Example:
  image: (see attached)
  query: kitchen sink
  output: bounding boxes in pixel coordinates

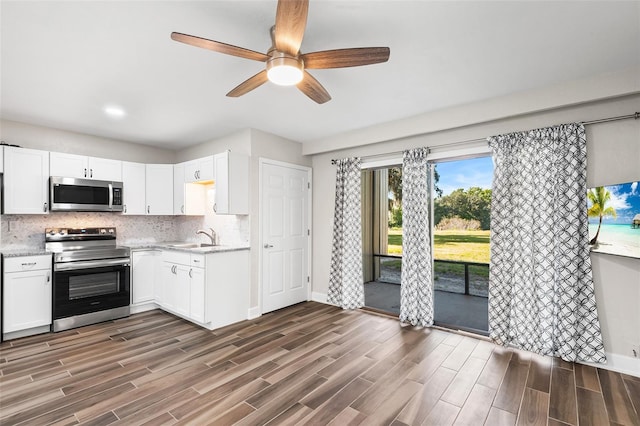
[167,242,215,248]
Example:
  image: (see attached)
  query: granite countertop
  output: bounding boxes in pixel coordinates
[1,243,249,258]
[1,248,50,258]
[126,243,250,254]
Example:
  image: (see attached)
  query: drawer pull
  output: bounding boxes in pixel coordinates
[21,262,37,266]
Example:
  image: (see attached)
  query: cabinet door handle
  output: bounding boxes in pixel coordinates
[90,168,93,178]
[213,203,217,213]
[46,273,50,283]
[43,202,48,212]
[264,244,274,249]
[181,205,184,214]
[189,268,193,278]
[147,205,150,214]
[194,170,197,180]
[21,262,37,266]
[123,204,127,213]
[84,168,87,177]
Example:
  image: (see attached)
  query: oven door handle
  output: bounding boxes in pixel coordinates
[54,258,130,271]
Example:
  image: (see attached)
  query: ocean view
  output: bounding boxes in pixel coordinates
[588,223,640,258]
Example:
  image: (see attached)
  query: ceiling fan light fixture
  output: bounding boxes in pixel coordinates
[266,54,303,86]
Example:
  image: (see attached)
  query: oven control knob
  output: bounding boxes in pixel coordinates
[100,229,107,234]
[108,228,114,234]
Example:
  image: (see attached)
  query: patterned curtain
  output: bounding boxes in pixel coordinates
[400,147,433,326]
[488,123,606,363]
[327,157,364,309]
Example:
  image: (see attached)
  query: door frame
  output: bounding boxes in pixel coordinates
[258,158,313,316]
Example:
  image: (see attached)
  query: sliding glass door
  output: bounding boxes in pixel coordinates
[361,155,492,335]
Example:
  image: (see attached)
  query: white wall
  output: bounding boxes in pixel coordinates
[310,94,640,372]
[0,119,175,163]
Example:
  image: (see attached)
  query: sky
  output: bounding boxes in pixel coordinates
[588,181,640,224]
[434,156,493,196]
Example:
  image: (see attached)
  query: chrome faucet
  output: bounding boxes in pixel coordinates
[196,228,217,245]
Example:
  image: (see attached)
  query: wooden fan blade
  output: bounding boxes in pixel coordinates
[274,0,309,56]
[227,70,269,97]
[171,32,269,62]
[297,71,331,104]
[301,47,390,69]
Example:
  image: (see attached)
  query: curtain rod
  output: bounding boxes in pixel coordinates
[330,111,639,164]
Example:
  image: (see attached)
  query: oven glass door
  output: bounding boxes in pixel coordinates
[54,263,130,319]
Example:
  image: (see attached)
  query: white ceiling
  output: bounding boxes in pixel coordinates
[1,1,639,150]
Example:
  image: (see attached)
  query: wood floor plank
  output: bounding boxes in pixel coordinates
[525,354,552,393]
[484,407,517,426]
[598,367,640,425]
[303,377,372,425]
[440,356,488,407]
[441,337,479,371]
[576,386,610,426]
[350,359,418,415]
[0,303,633,426]
[396,367,457,425]
[574,362,601,392]
[421,400,460,426]
[624,376,640,416]
[516,388,549,426]
[453,383,496,425]
[477,346,513,390]
[301,355,375,409]
[493,356,531,414]
[406,342,455,384]
[549,365,578,425]
[327,406,368,426]
[266,402,313,425]
[236,374,327,425]
[170,378,271,421]
[359,379,422,426]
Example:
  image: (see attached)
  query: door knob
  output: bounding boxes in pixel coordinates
[263,244,274,248]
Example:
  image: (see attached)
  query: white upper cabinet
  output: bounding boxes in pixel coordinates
[88,157,122,181]
[50,152,122,181]
[3,147,50,214]
[121,161,146,215]
[213,151,249,215]
[175,161,206,216]
[184,155,214,183]
[145,164,173,215]
[173,163,186,215]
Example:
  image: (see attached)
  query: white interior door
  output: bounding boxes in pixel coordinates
[261,162,310,314]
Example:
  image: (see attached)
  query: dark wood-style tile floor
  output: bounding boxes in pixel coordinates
[0,302,638,425]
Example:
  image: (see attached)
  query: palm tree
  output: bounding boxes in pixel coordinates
[587,186,617,245]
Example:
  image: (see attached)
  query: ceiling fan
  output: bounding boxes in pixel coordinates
[171,0,390,104]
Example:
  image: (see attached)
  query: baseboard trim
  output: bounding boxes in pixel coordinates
[311,291,330,305]
[130,303,159,315]
[247,306,261,320]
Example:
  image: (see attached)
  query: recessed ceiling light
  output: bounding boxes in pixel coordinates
[103,105,126,119]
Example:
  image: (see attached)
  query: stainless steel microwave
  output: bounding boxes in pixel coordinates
[50,176,123,212]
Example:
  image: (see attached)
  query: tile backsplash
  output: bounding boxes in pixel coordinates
[0,185,249,250]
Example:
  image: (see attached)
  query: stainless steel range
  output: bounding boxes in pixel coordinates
[46,227,130,332]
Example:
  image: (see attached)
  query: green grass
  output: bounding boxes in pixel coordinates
[386,229,490,264]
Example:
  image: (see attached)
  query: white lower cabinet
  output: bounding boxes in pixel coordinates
[3,255,52,338]
[155,249,248,330]
[131,250,161,312]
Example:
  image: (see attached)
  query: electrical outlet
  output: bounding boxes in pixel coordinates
[632,345,640,358]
